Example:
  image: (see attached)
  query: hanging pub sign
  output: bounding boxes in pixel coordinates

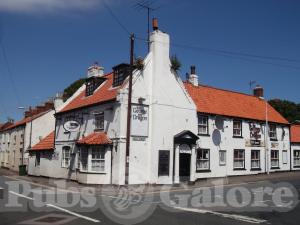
[131,104,149,137]
[249,123,262,140]
[63,120,81,132]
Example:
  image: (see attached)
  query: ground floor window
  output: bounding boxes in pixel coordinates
[35,152,40,167]
[219,150,226,166]
[62,146,71,168]
[158,150,170,176]
[78,146,106,173]
[294,150,300,167]
[251,150,260,169]
[271,150,279,168]
[91,147,105,172]
[196,149,210,170]
[233,149,245,169]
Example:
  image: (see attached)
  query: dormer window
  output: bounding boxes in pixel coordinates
[112,63,131,87]
[85,77,106,97]
[86,80,95,96]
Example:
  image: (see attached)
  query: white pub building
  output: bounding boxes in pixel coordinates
[27,21,291,185]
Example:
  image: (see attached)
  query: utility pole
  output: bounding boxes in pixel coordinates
[125,33,135,185]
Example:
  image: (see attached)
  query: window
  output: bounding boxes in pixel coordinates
[294,150,300,167]
[35,152,40,167]
[282,150,288,164]
[233,120,242,137]
[196,149,210,171]
[112,65,130,87]
[158,150,170,176]
[79,148,88,171]
[94,112,104,131]
[251,150,260,169]
[198,115,209,135]
[269,124,277,140]
[219,150,226,166]
[271,150,279,168]
[91,147,105,172]
[234,149,245,169]
[62,146,71,168]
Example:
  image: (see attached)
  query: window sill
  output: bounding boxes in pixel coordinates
[251,168,262,171]
[271,167,280,170]
[94,129,104,132]
[233,168,246,171]
[270,139,278,142]
[196,169,211,173]
[77,170,107,174]
[293,166,300,168]
[233,136,243,139]
[198,133,210,137]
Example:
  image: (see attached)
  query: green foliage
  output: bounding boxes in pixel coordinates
[171,55,181,71]
[134,57,144,70]
[63,78,86,101]
[268,99,300,123]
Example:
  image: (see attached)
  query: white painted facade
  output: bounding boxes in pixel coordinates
[291,143,300,171]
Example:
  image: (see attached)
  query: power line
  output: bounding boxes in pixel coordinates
[103,0,131,36]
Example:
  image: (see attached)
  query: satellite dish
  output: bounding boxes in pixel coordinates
[212,129,221,146]
[215,116,224,130]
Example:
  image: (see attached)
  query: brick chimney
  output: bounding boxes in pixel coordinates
[188,65,198,86]
[253,85,264,98]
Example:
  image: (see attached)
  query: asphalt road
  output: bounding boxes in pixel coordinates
[0,174,300,225]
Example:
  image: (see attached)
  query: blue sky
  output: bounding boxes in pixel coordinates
[0,0,299,122]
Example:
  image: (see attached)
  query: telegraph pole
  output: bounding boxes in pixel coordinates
[125,34,135,185]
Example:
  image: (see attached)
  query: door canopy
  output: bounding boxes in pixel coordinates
[174,130,199,145]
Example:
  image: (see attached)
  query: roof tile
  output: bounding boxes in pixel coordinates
[30,131,55,151]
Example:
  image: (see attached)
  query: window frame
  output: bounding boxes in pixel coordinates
[233,120,242,138]
[198,115,209,136]
[251,150,261,170]
[219,150,226,166]
[271,149,279,169]
[233,149,245,170]
[196,148,210,172]
[269,124,277,140]
[90,146,106,173]
[293,150,300,167]
[61,146,71,168]
[94,112,104,131]
[35,152,40,167]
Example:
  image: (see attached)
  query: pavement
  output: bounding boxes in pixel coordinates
[1,168,300,225]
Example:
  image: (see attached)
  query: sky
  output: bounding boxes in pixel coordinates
[0,0,299,122]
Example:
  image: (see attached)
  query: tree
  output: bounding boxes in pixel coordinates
[63,78,86,101]
[268,99,300,123]
[170,55,181,72]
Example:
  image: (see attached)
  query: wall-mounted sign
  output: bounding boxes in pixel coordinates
[245,139,265,147]
[63,120,80,132]
[131,104,149,137]
[249,123,261,140]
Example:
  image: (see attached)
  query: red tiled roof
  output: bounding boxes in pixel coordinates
[30,131,55,151]
[184,83,289,124]
[291,125,300,143]
[60,73,121,113]
[77,132,112,145]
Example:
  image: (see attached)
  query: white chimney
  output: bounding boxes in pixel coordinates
[189,65,198,86]
[87,63,104,78]
[54,93,64,109]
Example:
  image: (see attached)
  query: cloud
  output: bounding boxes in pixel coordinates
[0,0,104,13]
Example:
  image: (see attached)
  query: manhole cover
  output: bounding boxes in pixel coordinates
[19,213,77,225]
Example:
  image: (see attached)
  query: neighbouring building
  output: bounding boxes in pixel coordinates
[26,21,291,185]
[291,123,300,170]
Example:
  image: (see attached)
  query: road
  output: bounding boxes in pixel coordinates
[0,173,300,225]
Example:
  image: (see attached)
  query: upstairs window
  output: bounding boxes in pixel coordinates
[198,115,209,135]
[112,64,131,87]
[269,124,277,140]
[94,112,104,131]
[233,120,242,137]
[86,80,95,96]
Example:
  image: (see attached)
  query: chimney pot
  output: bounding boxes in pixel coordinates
[191,65,196,75]
[253,85,264,98]
[152,18,158,31]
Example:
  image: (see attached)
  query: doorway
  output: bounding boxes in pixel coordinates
[179,153,191,182]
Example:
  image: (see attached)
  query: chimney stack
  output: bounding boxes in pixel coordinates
[188,65,198,86]
[152,18,158,31]
[87,63,104,78]
[253,85,264,98]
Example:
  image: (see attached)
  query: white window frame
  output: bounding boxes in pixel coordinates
[196,149,210,171]
[94,112,104,131]
[233,120,242,137]
[91,146,106,172]
[251,150,260,169]
[294,150,300,167]
[219,150,226,166]
[271,150,279,168]
[269,124,277,140]
[62,146,71,168]
[198,115,209,135]
[233,149,245,169]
